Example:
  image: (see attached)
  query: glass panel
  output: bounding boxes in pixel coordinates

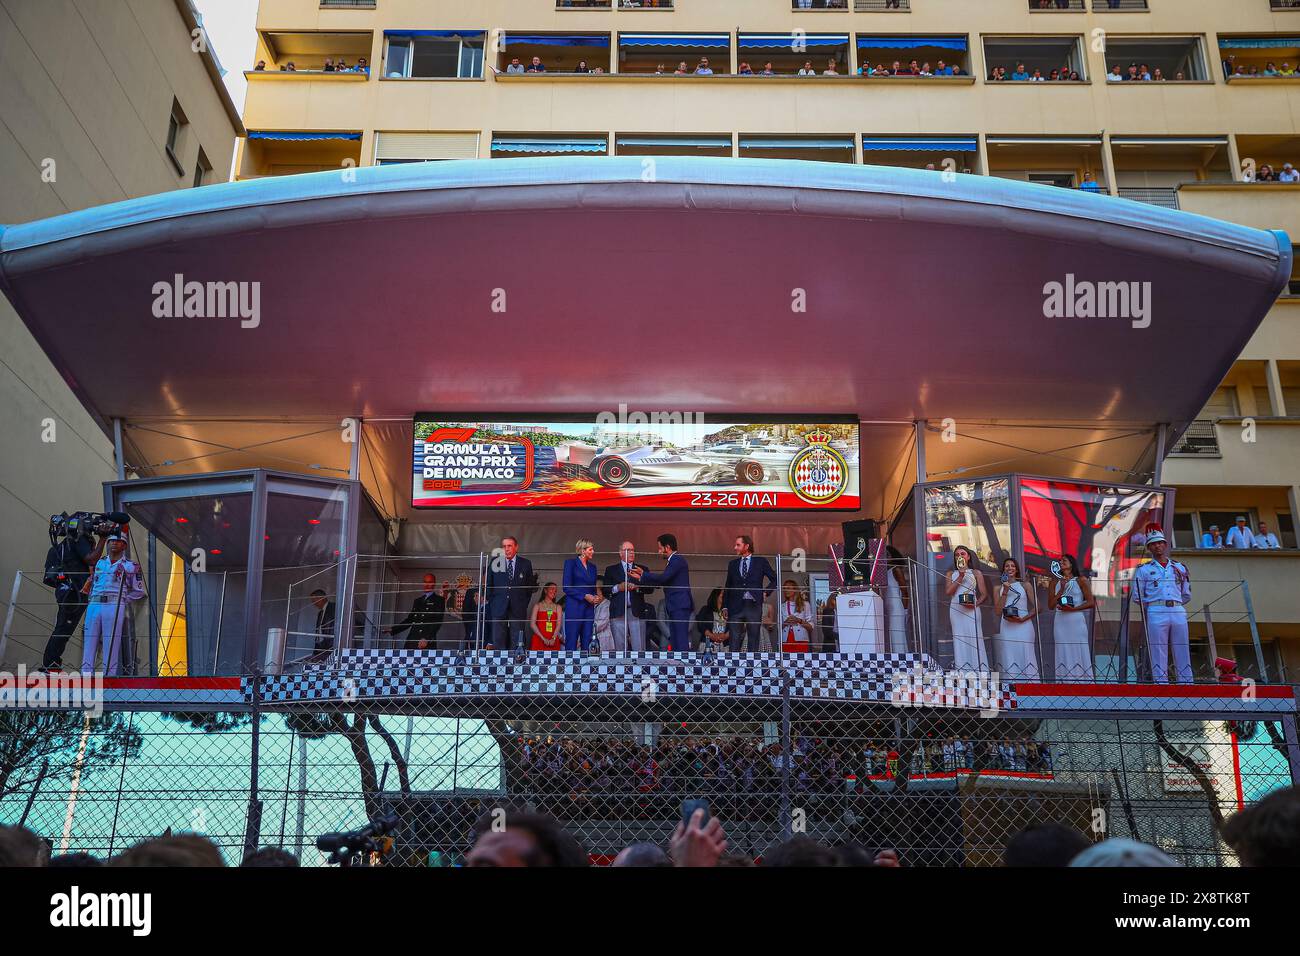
[412,39,463,78]
[384,38,410,78]
[922,478,1011,669]
[121,491,254,677]
[459,41,484,77]
[264,488,350,665]
[1019,478,1167,682]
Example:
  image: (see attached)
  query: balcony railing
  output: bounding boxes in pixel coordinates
[1094,0,1148,10]
[1117,187,1179,209]
[1169,419,1221,456]
[1270,1,1300,10]
[320,0,376,7]
[1029,0,1085,10]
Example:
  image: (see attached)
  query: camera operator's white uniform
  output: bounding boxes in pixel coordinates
[82,552,144,674]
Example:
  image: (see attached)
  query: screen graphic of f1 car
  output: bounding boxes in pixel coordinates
[553,442,776,489]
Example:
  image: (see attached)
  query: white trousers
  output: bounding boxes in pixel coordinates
[1146,605,1192,683]
[82,600,128,675]
[610,616,645,653]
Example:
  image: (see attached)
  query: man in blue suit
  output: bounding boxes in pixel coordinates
[603,540,654,652]
[486,535,535,652]
[724,535,776,652]
[631,533,693,653]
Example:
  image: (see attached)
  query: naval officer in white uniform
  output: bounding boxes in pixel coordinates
[1135,530,1192,683]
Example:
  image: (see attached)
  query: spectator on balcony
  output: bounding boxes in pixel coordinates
[506,57,525,74]
[336,58,349,72]
[824,59,840,76]
[1068,69,1081,80]
[1106,64,1124,82]
[1252,522,1281,549]
[1152,68,1167,81]
[894,60,915,76]
[739,61,754,75]
[1222,55,1236,79]
[357,57,368,74]
[1011,63,1030,81]
[695,57,714,75]
[1226,516,1256,549]
[255,60,266,71]
[1079,171,1102,193]
[760,62,775,75]
[918,62,934,77]
[1200,524,1225,549]
[1265,62,1281,77]
[1281,163,1300,183]
[283,62,296,72]
[323,58,335,73]
[799,61,817,76]
[1257,163,1277,182]
[574,60,590,74]
[951,63,966,76]
[1029,69,1046,82]
[935,59,953,76]
[674,61,689,75]
[526,56,546,73]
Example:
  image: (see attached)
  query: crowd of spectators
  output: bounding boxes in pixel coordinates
[1223,56,1299,80]
[4,784,1295,867]
[253,57,369,74]
[1198,517,1286,548]
[509,731,1054,801]
[989,62,1082,82]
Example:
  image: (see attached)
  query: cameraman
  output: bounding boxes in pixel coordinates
[41,519,108,671]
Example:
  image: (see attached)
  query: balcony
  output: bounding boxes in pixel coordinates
[557,0,675,9]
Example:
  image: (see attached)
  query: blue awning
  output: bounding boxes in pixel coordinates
[740,137,854,150]
[491,138,608,154]
[616,136,733,148]
[248,131,362,142]
[857,36,968,51]
[1218,37,1300,50]
[862,137,977,152]
[619,34,731,49]
[504,34,611,48]
[384,30,486,40]
[739,34,849,50]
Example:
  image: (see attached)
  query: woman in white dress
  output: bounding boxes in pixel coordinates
[944,546,988,670]
[1048,554,1095,681]
[993,557,1040,680]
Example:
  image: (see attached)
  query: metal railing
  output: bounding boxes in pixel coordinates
[2,550,1284,690]
[1117,187,1179,209]
[1169,420,1221,457]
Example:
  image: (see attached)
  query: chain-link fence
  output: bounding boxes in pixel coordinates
[2,661,1294,866]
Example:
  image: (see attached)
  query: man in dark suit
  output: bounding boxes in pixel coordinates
[603,540,655,653]
[631,533,693,653]
[486,535,535,652]
[310,589,335,655]
[724,535,777,652]
[386,573,447,650]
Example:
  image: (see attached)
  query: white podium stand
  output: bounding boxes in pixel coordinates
[835,590,885,653]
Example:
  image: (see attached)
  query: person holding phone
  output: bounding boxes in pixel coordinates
[945,545,988,670]
[1048,555,1094,680]
[992,557,1039,679]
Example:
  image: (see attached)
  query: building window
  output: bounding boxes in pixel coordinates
[983,36,1087,81]
[1278,513,1296,549]
[193,148,212,188]
[384,32,485,79]
[1103,36,1208,82]
[165,99,188,175]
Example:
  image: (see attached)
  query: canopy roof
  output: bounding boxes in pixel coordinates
[0,157,1288,525]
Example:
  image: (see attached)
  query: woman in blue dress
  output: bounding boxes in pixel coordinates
[562,539,600,651]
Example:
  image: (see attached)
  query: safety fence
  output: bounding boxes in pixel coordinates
[1,662,1294,867]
